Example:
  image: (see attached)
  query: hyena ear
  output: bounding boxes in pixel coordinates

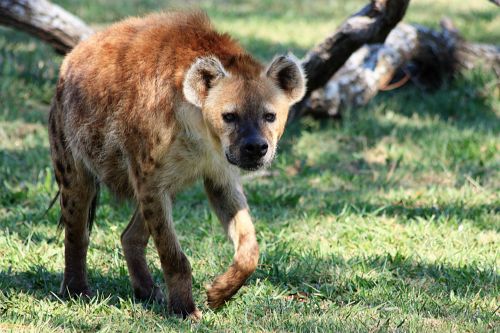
[183,56,228,108]
[266,54,306,105]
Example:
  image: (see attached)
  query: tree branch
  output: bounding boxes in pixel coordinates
[0,0,94,54]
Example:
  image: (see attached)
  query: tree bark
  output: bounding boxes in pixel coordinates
[303,20,500,118]
[288,0,411,120]
[305,23,418,118]
[0,0,94,54]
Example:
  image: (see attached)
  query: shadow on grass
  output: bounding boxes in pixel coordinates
[329,201,500,231]
[1,247,497,325]
[248,184,499,232]
[377,78,499,129]
[0,265,170,315]
[254,247,499,321]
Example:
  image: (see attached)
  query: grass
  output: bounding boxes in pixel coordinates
[0,0,499,331]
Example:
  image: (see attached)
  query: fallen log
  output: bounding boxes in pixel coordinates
[289,0,411,120]
[302,20,500,118]
[0,0,94,54]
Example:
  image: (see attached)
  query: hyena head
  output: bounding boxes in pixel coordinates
[183,54,306,171]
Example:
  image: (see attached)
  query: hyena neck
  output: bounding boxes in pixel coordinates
[174,101,231,177]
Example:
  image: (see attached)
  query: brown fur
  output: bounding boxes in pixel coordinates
[48,11,305,319]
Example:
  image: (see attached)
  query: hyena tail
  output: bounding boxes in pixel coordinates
[87,182,100,233]
[44,190,60,218]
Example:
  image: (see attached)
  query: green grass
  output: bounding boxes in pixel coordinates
[1,0,499,331]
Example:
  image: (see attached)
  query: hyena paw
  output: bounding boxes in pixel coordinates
[59,283,93,299]
[168,294,199,320]
[206,278,237,309]
[188,309,203,321]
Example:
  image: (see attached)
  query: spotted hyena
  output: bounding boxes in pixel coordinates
[48,11,306,318]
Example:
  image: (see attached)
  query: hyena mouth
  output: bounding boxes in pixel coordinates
[225,153,264,171]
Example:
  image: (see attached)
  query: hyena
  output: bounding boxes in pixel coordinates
[48,11,305,318]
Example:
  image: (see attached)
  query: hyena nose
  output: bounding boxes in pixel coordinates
[242,138,268,158]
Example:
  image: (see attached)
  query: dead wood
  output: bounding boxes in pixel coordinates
[0,0,94,54]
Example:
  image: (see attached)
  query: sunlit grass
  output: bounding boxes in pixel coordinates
[1,0,499,331]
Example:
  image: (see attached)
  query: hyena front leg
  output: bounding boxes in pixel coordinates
[137,190,200,319]
[203,177,259,309]
[121,209,165,303]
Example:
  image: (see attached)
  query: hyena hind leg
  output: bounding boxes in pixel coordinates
[56,160,99,298]
[121,209,165,303]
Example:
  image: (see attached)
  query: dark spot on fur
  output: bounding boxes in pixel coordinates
[143,195,155,204]
[159,253,167,263]
[142,209,154,220]
[170,131,177,144]
[205,178,225,200]
[155,222,164,236]
[66,163,72,173]
[52,141,61,154]
[58,131,65,149]
[49,117,57,136]
[88,135,103,158]
[67,231,75,244]
[146,223,153,235]
[133,165,140,177]
[156,134,161,144]
[93,137,103,151]
[114,148,122,158]
[56,160,65,174]
[61,194,68,207]
[69,208,75,215]
[62,176,70,188]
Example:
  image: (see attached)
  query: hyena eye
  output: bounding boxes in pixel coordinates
[222,113,237,123]
[264,113,276,123]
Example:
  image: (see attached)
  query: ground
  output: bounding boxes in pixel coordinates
[0,0,499,331]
